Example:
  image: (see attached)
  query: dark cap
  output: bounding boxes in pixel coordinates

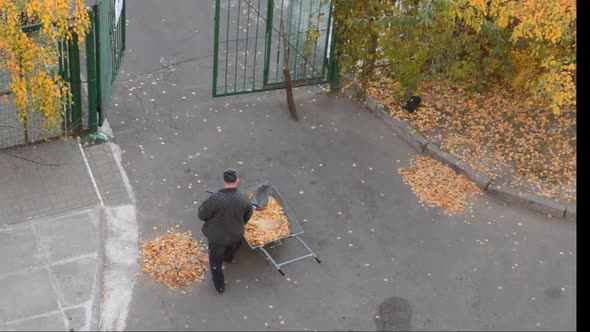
[223,168,239,183]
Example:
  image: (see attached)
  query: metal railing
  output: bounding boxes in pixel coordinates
[213,0,336,97]
[0,24,81,149]
[0,0,126,149]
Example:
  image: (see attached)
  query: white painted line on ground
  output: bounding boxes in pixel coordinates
[78,141,105,208]
[51,252,98,266]
[0,264,46,280]
[0,207,99,233]
[2,309,62,326]
[2,301,95,328]
[109,142,136,204]
[0,252,98,280]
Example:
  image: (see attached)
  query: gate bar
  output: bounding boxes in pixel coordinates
[86,9,99,132]
[212,0,220,97]
[263,0,274,86]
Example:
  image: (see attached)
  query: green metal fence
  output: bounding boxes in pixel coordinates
[0,0,126,149]
[0,24,82,149]
[87,0,126,129]
[213,0,335,97]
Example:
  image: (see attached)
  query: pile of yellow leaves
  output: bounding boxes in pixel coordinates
[140,231,208,288]
[245,195,291,247]
[366,70,576,204]
[398,155,483,215]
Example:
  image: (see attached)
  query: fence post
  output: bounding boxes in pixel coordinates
[68,32,83,133]
[57,40,68,138]
[329,51,340,91]
[328,13,340,91]
[85,8,99,133]
[263,0,275,86]
[94,0,105,127]
[212,0,220,97]
[121,0,126,51]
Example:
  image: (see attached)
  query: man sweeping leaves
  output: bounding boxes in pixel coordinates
[198,168,253,293]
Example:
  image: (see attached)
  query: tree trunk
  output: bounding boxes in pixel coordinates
[281,17,299,121]
[361,24,378,86]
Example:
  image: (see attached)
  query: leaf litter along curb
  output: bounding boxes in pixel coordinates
[140,230,209,288]
[365,71,576,204]
[398,155,483,215]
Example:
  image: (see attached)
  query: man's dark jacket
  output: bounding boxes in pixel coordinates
[198,188,254,245]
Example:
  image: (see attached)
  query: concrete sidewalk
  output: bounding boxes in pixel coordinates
[0,139,138,331]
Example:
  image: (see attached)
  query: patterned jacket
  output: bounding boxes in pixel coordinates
[198,188,254,245]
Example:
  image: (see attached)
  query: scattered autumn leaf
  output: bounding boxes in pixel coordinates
[398,155,483,215]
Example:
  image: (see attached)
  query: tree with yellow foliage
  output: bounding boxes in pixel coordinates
[333,0,576,115]
[0,0,89,136]
[458,0,576,115]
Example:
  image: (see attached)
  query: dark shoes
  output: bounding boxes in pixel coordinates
[209,278,224,294]
[223,256,235,263]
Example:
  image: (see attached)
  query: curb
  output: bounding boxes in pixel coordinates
[80,140,139,331]
[487,184,566,218]
[343,84,574,221]
[96,142,139,331]
[565,204,576,221]
[364,97,429,153]
[424,143,490,191]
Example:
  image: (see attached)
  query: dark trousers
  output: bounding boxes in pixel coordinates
[208,239,242,292]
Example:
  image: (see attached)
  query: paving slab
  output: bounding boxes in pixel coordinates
[52,256,98,307]
[0,269,59,322]
[33,210,100,262]
[64,306,87,331]
[0,140,99,225]
[84,143,132,206]
[0,135,132,331]
[0,227,44,275]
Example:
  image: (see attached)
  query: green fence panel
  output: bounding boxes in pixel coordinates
[0,0,127,148]
[86,9,99,133]
[213,0,334,97]
[94,0,126,127]
[68,33,83,133]
[0,23,80,149]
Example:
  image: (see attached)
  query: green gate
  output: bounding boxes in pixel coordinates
[213,0,335,97]
[86,0,126,129]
